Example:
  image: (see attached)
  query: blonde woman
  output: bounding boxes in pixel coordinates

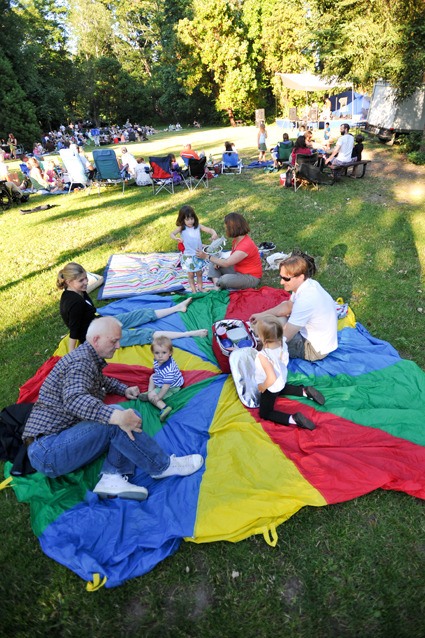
[57,262,208,352]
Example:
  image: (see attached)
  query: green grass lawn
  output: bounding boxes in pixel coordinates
[1,126,425,638]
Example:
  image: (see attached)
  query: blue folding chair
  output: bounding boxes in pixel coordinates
[19,163,30,177]
[92,149,126,194]
[220,151,243,174]
[59,149,91,193]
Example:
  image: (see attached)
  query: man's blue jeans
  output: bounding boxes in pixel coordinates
[28,421,170,479]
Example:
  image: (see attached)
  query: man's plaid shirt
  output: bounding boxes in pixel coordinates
[22,341,128,439]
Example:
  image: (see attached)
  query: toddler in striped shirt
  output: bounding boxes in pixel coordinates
[139,336,184,422]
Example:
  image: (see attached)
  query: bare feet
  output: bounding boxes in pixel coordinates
[176,298,193,313]
[189,329,208,338]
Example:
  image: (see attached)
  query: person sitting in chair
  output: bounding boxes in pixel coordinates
[290,136,312,166]
[271,133,293,168]
[181,144,200,162]
[0,151,26,201]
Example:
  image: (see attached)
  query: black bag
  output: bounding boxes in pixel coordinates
[285,168,292,188]
[298,163,333,185]
[0,403,36,476]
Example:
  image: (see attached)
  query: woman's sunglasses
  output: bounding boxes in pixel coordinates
[279,274,295,282]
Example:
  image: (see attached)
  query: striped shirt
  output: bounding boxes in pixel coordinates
[22,341,128,439]
[152,357,184,388]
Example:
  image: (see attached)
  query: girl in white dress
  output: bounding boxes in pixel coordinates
[255,316,325,430]
[134,157,152,186]
[170,205,218,293]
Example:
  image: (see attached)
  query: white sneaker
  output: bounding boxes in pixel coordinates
[151,454,204,479]
[93,473,148,501]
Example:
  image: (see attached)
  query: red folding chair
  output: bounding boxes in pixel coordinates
[149,155,175,195]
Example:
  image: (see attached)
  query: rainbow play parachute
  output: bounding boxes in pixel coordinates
[4,288,425,589]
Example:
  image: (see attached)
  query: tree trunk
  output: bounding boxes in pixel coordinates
[420,122,425,153]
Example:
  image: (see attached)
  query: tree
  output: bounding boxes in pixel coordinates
[0,53,40,146]
[177,0,261,121]
[311,0,425,148]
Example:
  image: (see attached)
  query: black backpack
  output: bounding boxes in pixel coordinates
[0,403,36,476]
[285,168,292,188]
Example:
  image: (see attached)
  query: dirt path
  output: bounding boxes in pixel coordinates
[364,144,425,205]
[366,144,424,180]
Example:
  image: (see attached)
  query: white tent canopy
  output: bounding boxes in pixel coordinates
[276,72,351,92]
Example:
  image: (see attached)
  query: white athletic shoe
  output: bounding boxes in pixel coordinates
[151,454,204,479]
[93,473,148,501]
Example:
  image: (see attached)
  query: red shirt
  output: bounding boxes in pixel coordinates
[291,146,311,166]
[181,149,200,161]
[232,235,262,278]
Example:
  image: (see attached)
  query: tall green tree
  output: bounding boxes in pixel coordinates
[177,0,261,121]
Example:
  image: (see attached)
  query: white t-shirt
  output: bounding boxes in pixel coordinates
[181,226,202,256]
[289,278,338,356]
[122,152,138,175]
[0,162,9,180]
[335,134,354,163]
[254,340,289,393]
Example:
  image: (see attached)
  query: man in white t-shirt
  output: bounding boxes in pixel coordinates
[120,147,138,177]
[325,123,354,167]
[250,253,338,361]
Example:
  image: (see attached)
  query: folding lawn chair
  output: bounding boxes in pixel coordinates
[276,143,293,168]
[19,163,30,178]
[0,180,13,210]
[292,154,333,191]
[60,148,91,194]
[92,149,126,194]
[220,151,243,174]
[188,157,208,190]
[149,155,175,195]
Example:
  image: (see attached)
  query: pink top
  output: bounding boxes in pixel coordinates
[291,147,311,166]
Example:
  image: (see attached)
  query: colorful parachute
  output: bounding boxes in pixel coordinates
[5,288,425,589]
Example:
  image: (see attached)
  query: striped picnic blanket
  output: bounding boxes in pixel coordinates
[99,252,215,299]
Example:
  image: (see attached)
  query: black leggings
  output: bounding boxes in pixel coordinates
[259,384,304,425]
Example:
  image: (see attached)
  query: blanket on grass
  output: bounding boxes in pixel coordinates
[99,252,216,299]
[5,288,425,589]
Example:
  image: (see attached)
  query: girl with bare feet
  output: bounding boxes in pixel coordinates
[57,262,208,352]
[171,205,218,293]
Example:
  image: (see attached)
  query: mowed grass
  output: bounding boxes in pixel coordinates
[1,126,425,638]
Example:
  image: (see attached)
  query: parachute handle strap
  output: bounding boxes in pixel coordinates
[86,573,107,592]
[262,524,278,547]
[0,476,13,491]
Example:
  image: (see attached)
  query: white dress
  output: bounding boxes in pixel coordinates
[181,226,206,273]
[134,163,152,186]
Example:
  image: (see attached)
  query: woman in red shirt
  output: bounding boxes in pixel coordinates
[197,212,262,290]
[291,136,312,166]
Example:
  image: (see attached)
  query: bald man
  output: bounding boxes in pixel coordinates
[22,316,203,500]
[180,144,200,161]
